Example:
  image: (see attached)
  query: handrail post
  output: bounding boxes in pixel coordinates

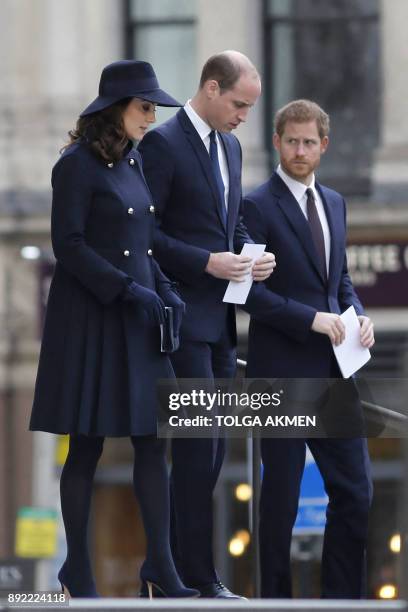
[399,438,408,599]
[252,435,261,598]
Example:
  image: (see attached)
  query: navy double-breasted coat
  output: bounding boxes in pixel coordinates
[30,141,174,437]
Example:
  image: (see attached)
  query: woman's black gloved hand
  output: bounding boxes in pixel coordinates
[123,280,166,326]
[156,283,186,337]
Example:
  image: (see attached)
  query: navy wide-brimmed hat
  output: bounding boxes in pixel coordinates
[80,60,182,117]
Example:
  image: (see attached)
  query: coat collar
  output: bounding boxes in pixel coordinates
[183,99,212,140]
[123,139,135,158]
[276,164,317,203]
[79,138,138,168]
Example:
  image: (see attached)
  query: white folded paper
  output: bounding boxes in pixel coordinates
[223,243,266,305]
[333,305,371,378]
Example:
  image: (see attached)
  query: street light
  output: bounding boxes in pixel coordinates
[389,533,401,554]
[235,483,252,502]
[377,584,397,599]
[20,246,41,260]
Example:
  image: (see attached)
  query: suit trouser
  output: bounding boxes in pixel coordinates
[169,326,236,585]
[260,436,373,598]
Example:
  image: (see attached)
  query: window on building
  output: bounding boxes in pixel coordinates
[263,0,380,196]
[125,0,197,124]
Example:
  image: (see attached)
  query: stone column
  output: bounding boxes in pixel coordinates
[0,0,124,196]
[196,0,268,190]
[371,0,408,204]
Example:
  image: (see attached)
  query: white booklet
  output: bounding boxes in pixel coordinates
[333,305,371,378]
[223,243,266,305]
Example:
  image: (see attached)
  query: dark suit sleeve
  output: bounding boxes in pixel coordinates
[51,153,127,304]
[138,131,211,283]
[243,197,317,343]
[337,199,365,315]
[233,195,254,252]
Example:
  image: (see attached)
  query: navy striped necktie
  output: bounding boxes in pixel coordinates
[306,188,327,281]
[209,130,227,227]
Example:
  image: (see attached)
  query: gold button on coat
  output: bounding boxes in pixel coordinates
[147,249,153,256]
[128,208,134,215]
[123,250,130,257]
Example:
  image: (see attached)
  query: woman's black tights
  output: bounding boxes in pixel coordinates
[130,436,183,590]
[60,434,182,593]
[59,435,104,594]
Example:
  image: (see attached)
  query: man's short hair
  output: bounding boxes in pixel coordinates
[199,53,242,92]
[274,99,330,139]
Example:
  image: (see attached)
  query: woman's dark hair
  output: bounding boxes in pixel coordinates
[63,98,132,162]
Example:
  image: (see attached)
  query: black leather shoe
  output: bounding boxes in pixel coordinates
[195,581,247,599]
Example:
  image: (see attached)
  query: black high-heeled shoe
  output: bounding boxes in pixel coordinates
[57,563,99,598]
[140,563,199,599]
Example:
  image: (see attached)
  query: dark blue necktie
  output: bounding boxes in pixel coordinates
[306,188,327,281]
[209,130,227,227]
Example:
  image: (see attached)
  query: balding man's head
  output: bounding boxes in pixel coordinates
[199,50,260,92]
[192,50,261,133]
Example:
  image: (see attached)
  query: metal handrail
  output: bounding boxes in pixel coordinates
[235,357,408,598]
[236,358,408,425]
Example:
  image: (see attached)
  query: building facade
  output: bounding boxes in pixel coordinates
[0,0,407,597]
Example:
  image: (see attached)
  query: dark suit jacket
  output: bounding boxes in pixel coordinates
[244,172,364,378]
[138,108,252,342]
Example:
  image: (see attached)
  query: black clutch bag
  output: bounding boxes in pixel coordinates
[160,306,180,353]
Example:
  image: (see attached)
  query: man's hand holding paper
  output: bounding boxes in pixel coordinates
[252,251,276,281]
[311,307,374,377]
[205,251,252,281]
[223,243,274,304]
[358,315,375,349]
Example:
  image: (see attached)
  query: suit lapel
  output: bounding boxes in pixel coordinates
[219,132,238,238]
[271,173,327,285]
[177,109,227,231]
[317,183,341,284]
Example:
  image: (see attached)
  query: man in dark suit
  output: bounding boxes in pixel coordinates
[138,51,275,598]
[244,99,375,598]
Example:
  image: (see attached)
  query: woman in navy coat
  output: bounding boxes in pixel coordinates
[29,60,198,600]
